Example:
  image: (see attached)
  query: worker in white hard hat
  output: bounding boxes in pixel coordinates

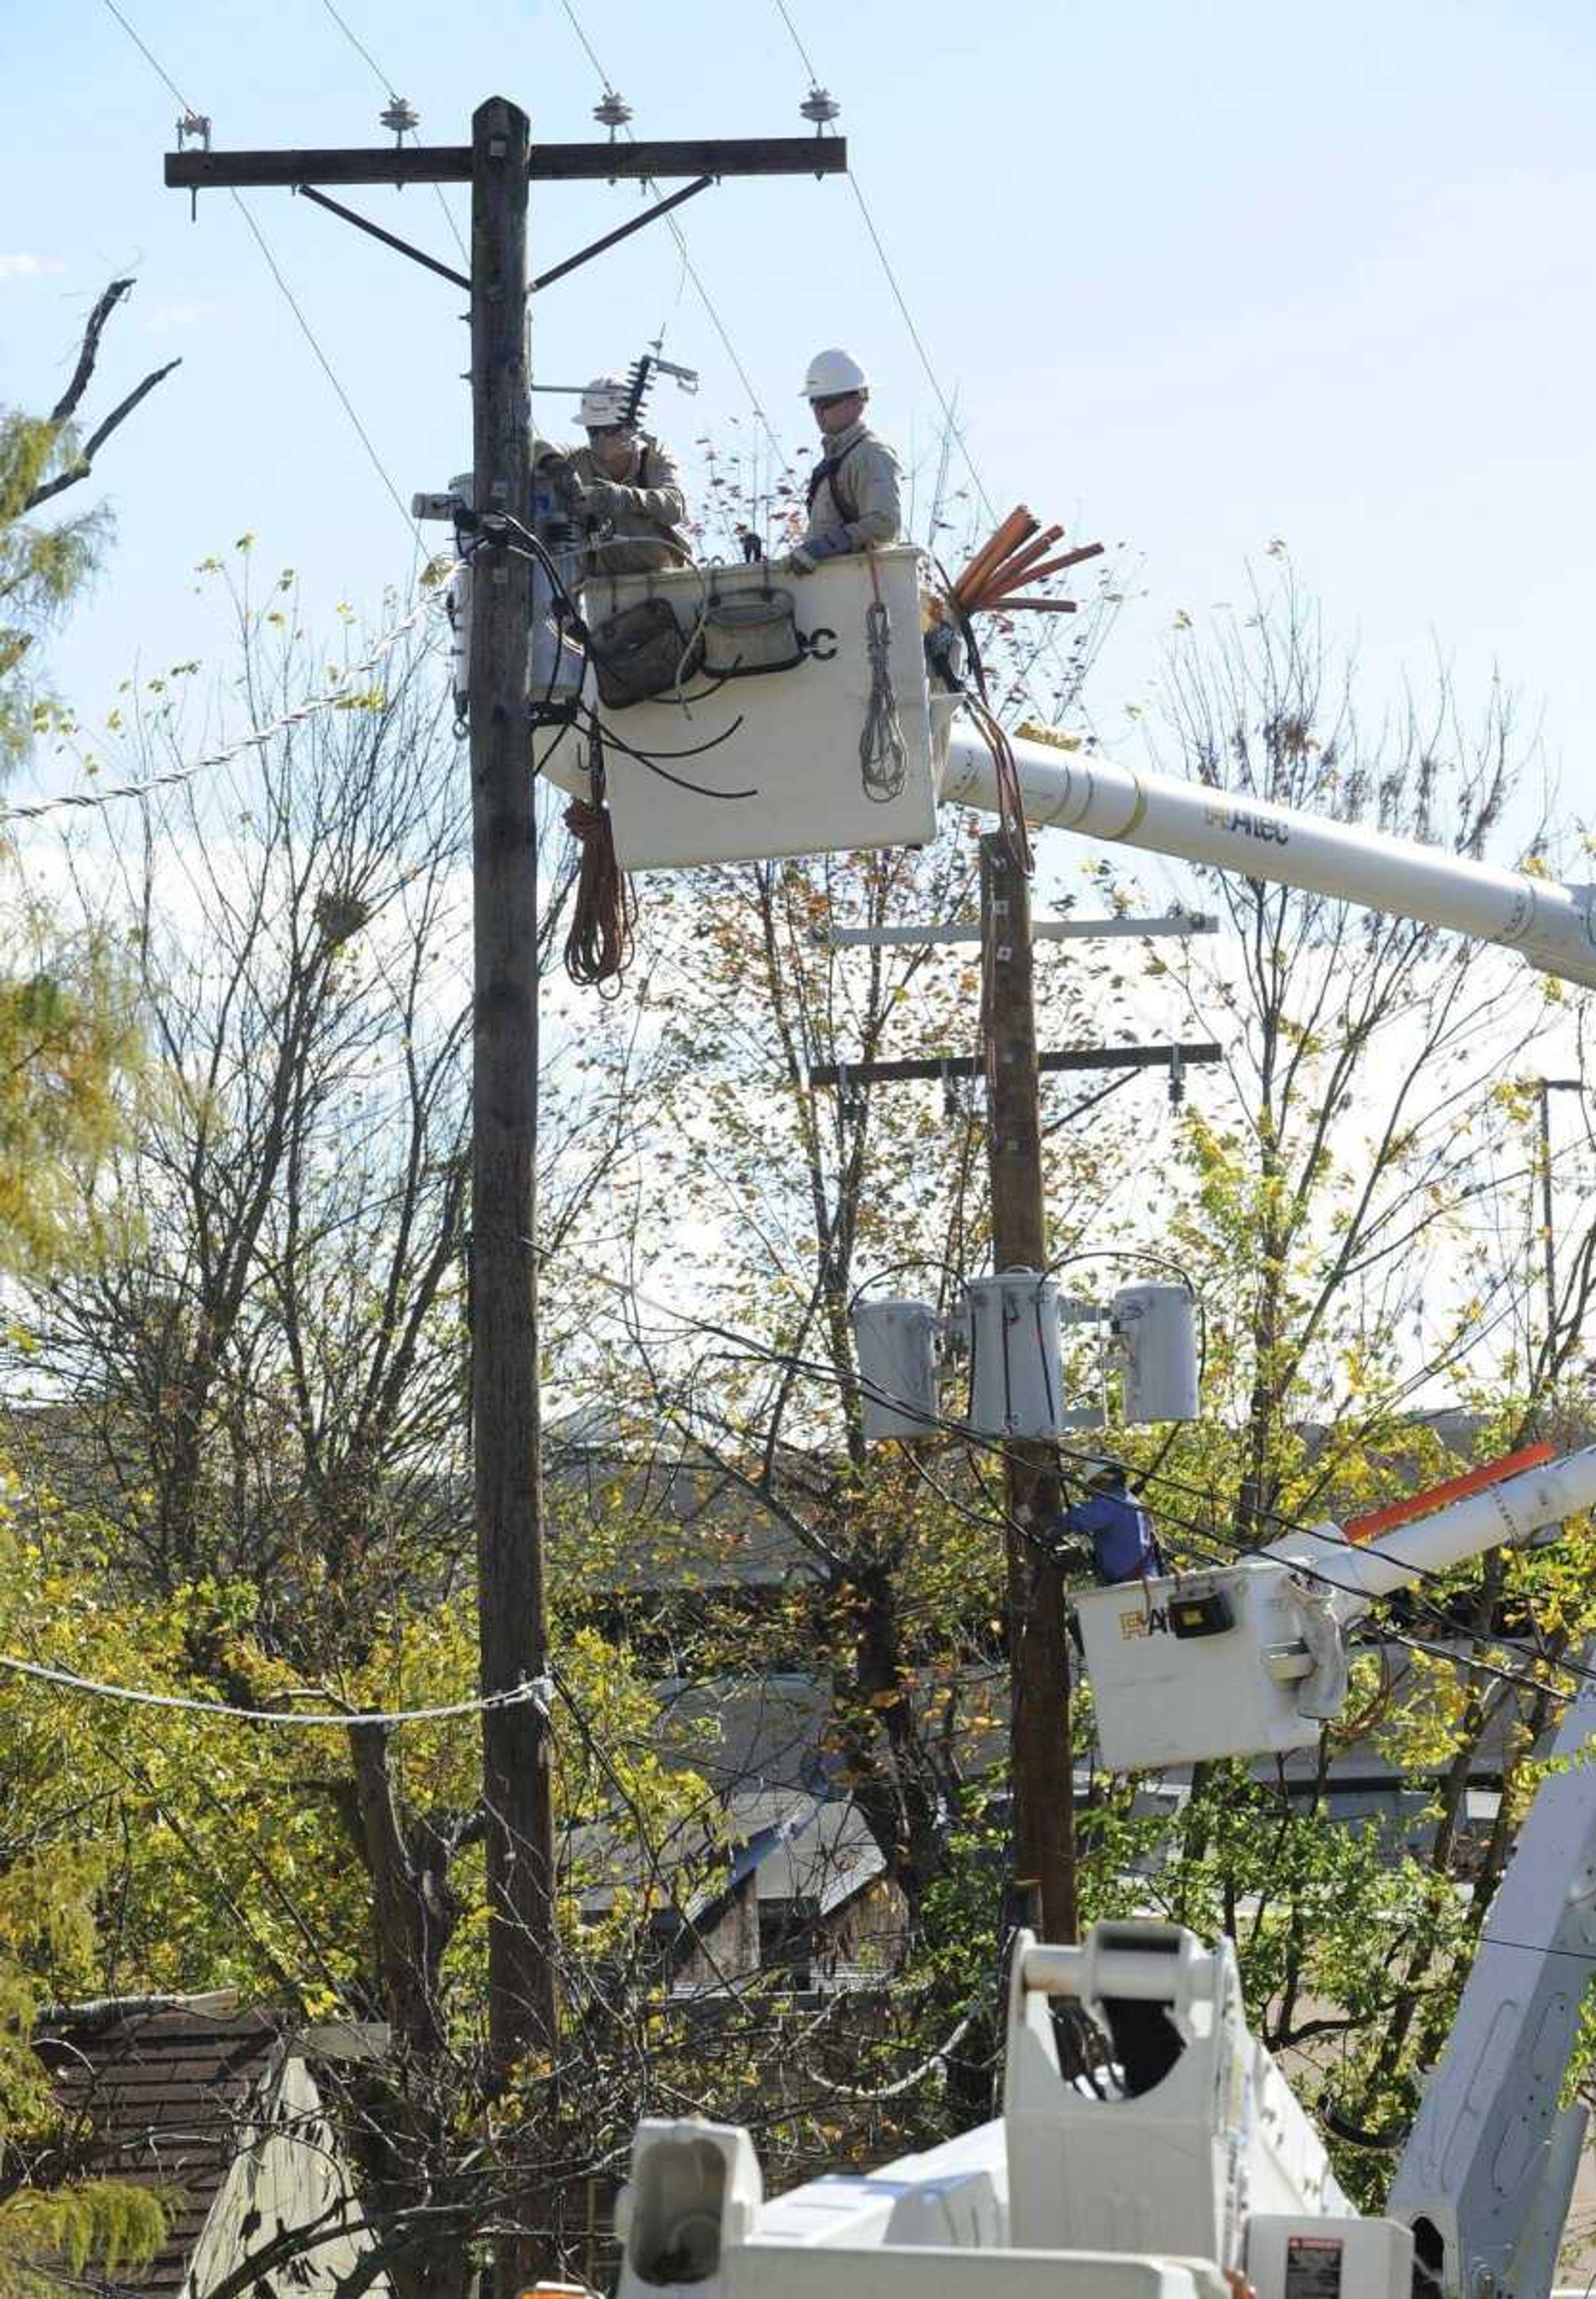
[532,377,692,579]
[777,348,903,575]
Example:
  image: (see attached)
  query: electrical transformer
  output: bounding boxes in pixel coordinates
[851,1298,943,1442]
[1113,1282,1199,1423]
[966,1270,1064,1440]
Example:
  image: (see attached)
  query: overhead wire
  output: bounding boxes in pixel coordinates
[763,0,1089,719]
[95,0,423,552]
[0,1648,550,1729]
[543,1241,1596,1711]
[2,569,456,825]
[550,0,801,522]
[314,0,472,270]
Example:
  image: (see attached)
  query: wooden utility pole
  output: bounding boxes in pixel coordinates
[466,96,556,2075]
[980,832,1076,1942]
[166,102,846,2108]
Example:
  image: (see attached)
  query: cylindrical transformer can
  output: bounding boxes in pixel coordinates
[851,1299,943,1442]
[965,1270,1064,1439]
[1114,1282,1199,1422]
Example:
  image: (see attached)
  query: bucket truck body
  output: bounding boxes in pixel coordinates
[612,1921,1410,2299]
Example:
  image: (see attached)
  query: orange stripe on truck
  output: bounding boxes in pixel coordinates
[1344,1442,1557,1544]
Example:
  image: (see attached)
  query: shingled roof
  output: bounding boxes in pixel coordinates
[37,2001,286,2293]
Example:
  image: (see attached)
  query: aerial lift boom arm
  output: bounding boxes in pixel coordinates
[1388,1659,1596,2299]
[940,724,1596,993]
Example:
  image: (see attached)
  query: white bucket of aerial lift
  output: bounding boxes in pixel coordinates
[1074,1561,1336,1772]
[536,546,938,871]
[850,1297,944,1441]
[965,1270,1065,1440]
[1079,1442,1596,1775]
[1112,1282,1199,1423]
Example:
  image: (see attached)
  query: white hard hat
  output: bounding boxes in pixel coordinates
[801,347,869,399]
[579,376,634,429]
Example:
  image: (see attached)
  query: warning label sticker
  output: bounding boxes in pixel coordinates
[1285,2234,1344,2297]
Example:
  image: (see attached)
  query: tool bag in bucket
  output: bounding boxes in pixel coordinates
[700,583,803,679]
[589,596,699,709]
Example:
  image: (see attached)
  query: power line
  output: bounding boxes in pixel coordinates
[228,194,422,543]
[314,0,471,269]
[770,0,823,86]
[317,0,392,94]
[550,0,798,498]
[0,1647,550,1729]
[2,570,453,825]
[763,0,1091,717]
[549,1244,1596,1709]
[95,0,422,550]
[99,0,190,108]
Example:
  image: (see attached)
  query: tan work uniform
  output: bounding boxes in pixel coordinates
[800,418,903,559]
[537,433,691,579]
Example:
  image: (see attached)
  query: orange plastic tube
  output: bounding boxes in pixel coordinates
[954,507,1036,608]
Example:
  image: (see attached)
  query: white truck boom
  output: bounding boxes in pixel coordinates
[940,725,1596,994]
[1388,1659,1596,2299]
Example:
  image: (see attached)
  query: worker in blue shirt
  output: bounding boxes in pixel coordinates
[1049,1459,1163,1584]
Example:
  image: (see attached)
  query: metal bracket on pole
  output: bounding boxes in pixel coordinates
[530,175,714,292]
[809,1042,1222,1089]
[295,182,472,289]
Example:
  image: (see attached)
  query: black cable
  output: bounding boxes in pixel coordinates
[574,706,754,798]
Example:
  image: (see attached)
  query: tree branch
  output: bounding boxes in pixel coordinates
[47,279,133,428]
[26,360,182,514]
[22,276,181,514]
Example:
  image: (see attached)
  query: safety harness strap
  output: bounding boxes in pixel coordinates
[806,433,863,525]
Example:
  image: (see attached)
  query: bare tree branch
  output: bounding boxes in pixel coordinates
[22,276,182,513]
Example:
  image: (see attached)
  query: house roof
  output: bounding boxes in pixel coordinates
[37,2004,286,2292]
[573,1783,885,1925]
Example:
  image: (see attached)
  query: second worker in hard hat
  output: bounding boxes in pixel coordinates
[535,377,692,580]
[779,348,903,574]
[1045,1459,1164,1586]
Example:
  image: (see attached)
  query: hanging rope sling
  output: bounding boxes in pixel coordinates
[859,553,908,803]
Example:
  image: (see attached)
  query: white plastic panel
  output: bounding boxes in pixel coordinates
[1244,2215,1410,2299]
[558,546,938,871]
[726,2250,1223,2299]
[1075,1563,1320,1771]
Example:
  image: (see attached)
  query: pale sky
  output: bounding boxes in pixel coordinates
[5,0,1596,825]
